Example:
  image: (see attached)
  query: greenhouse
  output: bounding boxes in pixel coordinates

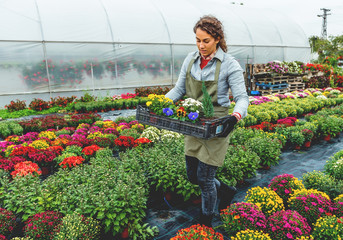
[0,0,310,107]
[3,1,343,240]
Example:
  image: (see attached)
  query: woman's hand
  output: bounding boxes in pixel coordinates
[217,115,238,137]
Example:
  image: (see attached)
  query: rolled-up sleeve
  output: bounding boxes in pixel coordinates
[227,61,249,119]
[165,55,190,102]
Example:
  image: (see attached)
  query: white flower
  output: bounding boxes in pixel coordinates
[316,95,327,99]
[330,90,340,95]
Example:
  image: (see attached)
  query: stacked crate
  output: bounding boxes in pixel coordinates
[254,74,289,95]
[287,74,306,91]
[246,63,308,95]
[251,64,289,95]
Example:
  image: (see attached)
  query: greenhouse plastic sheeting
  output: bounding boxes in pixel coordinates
[0,0,310,107]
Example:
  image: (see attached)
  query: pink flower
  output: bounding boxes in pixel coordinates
[286,233,293,239]
[285,189,290,194]
[284,222,291,228]
[311,202,317,206]
[295,227,302,235]
[318,208,324,213]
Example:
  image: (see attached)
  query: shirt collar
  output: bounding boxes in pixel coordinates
[194,47,224,62]
[201,50,217,60]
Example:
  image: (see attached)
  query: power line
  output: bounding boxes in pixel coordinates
[317,8,331,39]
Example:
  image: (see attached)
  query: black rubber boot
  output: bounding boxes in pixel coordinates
[218,181,237,212]
[198,212,214,228]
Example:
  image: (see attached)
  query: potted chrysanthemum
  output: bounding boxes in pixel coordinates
[268,173,304,207]
[220,202,267,236]
[266,210,311,240]
[312,215,343,239]
[231,229,272,240]
[244,186,285,217]
[170,224,224,240]
[288,189,333,226]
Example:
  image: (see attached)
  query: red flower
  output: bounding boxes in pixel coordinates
[59,156,85,169]
[82,145,101,156]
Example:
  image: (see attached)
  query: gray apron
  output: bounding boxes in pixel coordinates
[184,58,229,167]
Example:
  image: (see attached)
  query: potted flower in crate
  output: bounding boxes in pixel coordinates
[173,98,203,123]
[146,94,174,116]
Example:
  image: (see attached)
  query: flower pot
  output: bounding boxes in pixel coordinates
[121,227,129,239]
[304,141,311,148]
[164,192,172,201]
[295,145,301,150]
[41,166,50,176]
[261,164,271,170]
[323,135,331,141]
[192,197,202,205]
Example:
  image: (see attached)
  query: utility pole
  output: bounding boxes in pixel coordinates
[317,8,331,39]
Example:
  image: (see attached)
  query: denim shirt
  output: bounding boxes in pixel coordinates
[166,47,249,118]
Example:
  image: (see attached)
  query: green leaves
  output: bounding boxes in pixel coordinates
[201,81,214,118]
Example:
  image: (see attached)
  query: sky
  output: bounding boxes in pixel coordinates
[236,0,343,38]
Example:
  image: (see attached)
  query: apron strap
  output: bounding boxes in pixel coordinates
[214,60,222,83]
[186,59,195,78]
[186,57,222,83]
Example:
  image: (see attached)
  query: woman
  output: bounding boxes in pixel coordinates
[165,15,249,227]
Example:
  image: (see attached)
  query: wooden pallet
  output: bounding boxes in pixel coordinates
[272,75,289,80]
[256,79,288,85]
[289,82,305,91]
[289,82,305,87]
[256,83,288,90]
[288,77,304,83]
[253,64,267,73]
[253,72,271,78]
[259,88,289,95]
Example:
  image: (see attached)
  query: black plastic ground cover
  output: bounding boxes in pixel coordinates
[146,135,343,240]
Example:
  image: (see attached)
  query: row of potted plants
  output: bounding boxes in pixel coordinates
[0,95,342,239]
[249,87,343,106]
[0,86,171,120]
[0,117,166,238]
[240,93,343,128]
[243,103,343,150]
[172,170,343,239]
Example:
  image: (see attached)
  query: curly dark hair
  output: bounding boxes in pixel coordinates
[193,15,228,52]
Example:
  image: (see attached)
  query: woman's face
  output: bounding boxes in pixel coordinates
[195,28,219,57]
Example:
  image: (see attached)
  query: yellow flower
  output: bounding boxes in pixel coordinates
[146,101,152,107]
[29,139,50,149]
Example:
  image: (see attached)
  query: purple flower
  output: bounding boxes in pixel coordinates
[188,112,199,121]
[163,108,174,116]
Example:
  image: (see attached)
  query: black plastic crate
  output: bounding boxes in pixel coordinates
[136,105,229,139]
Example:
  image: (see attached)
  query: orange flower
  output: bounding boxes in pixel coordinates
[234,215,240,219]
[59,156,85,169]
[11,161,41,177]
